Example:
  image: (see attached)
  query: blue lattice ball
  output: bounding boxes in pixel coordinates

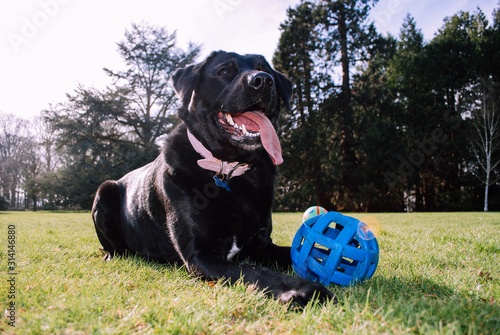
[291,212,379,287]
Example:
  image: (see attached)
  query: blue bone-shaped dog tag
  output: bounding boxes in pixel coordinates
[213,175,231,192]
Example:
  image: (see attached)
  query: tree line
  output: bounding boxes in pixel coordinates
[273,0,500,212]
[0,0,499,212]
[0,23,199,210]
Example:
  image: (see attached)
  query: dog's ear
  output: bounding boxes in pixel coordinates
[171,51,219,105]
[273,70,293,111]
[171,64,201,105]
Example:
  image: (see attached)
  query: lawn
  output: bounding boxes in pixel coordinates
[1,211,499,334]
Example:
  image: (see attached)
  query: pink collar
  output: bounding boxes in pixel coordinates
[187,129,251,179]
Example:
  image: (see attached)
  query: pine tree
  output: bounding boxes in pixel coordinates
[315,0,379,210]
[274,0,379,211]
[274,2,330,210]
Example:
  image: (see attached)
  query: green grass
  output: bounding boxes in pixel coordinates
[1,211,499,334]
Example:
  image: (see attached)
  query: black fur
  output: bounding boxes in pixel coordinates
[92,51,334,306]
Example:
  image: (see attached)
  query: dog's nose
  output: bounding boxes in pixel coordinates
[248,72,274,90]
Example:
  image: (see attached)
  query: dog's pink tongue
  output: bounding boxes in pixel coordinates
[244,111,283,165]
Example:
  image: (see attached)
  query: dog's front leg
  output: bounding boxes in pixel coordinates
[187,253,334,307]
[239,242,292,271]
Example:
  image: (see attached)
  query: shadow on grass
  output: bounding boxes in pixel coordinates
[338,274,500,332]
[93,249,184,270]
[93,249,499,332]
[371,274,455,299]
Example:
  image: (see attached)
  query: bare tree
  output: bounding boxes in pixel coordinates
[20,135,43,211]
[30,116,59,208]
[33,115,57,173]
[471,78,500,211]
[0,113,29,208]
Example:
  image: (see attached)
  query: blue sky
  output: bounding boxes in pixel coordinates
[0,0,497,120]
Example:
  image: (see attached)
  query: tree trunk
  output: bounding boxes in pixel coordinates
[484,184,489,212]
[32,195,38,211]
[10,185,16,208]
[484,153,490,212]
[337,3,357,209]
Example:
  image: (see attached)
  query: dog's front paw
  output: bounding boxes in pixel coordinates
[276,278,336,307]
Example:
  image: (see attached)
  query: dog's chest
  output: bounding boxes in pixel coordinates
[226,236,241,260]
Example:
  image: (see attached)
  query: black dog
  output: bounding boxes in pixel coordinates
[92,51,334,306]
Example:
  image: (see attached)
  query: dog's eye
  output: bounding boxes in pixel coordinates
[218,68,230,76]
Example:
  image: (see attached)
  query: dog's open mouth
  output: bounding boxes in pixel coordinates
[218,112,261,137]
[217,104,283,165]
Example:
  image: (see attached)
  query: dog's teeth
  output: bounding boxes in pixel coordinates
[241,124,247,134]
[225,113,234,126]
[244,130,259,138]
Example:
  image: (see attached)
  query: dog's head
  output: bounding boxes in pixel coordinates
[172,51,292,164]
